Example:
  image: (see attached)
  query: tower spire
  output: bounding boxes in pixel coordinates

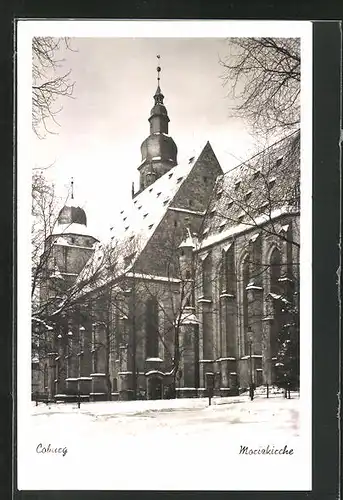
[71,177,74,200]
[157,54,161,87]
[136,54,178,195]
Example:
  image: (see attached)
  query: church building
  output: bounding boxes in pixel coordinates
[32,63,300,401]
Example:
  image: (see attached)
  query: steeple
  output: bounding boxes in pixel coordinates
[136,56,178,195]
[148,58,169,135]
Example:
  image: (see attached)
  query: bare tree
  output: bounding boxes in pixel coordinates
[34,131,300,400]
[220,38,300,136]
[30,173,115,396]
[132,257,201,398]
[60,225,219,401]
[31,235,125,398]
[32,37,75,138]
[69,230,199,400]
[199,130,300,391]
[31,172,62,304]
[204,131,300,247]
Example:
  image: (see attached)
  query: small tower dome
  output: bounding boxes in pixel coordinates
[150,100,168,117]
[140,133,177,164]
[57,205,87,226]
[52,179,96,240]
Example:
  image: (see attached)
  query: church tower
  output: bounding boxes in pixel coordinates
[43,179,98,294]
[135,56,178,196]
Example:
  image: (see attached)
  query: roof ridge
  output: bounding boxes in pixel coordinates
[222,129,300,178]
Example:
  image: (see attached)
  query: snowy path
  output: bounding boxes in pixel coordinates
[30,394,300,438]
[19,394,311,490]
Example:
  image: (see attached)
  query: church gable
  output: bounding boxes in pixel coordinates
[108,152,195,261]
[170,141,223,213]
[133,142,223,277]
[77,143,213,288]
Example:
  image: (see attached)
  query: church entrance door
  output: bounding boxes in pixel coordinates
[147,376,163,400]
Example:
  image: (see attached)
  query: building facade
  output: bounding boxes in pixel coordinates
[32,75,300,401]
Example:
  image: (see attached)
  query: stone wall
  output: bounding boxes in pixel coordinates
[195,213,299,391]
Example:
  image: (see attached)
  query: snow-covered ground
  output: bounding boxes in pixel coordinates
[18,392,311,491]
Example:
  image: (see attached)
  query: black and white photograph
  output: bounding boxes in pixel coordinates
[17,20,312,490]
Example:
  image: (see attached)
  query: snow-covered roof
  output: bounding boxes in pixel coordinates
[50,235,98,249]
[125,272,181,283]
[52,222,96,238]
[77,143,211,292]
[199,208,288,250]
[199,131,300,248]
[107,149,202,250]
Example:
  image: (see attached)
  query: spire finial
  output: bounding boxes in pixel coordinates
[71,177,74,200]
[156,54,161,86]
[154,55,164,104]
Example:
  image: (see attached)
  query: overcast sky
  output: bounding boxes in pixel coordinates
[33,37,262,240]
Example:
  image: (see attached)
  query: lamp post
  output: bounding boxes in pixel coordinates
[130,268,137,401]
[247,326,254,401]
[77,325,85,408]
[91,323,97,373]
[66,329,73,398]
[206,372,214,406]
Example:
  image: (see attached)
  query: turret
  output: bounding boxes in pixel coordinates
[178,227,196,282]
[46,179,98,287]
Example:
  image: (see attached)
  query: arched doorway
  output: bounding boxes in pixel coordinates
[146,373,164,400]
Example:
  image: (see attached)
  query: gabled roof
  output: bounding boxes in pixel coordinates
[108,142,219,259]
[77,142,216,291]
[108,156,198,249]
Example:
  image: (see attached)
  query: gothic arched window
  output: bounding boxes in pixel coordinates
[224,243,235,293]
[218,257,224,294]
[91,325,98,373]
[270,247,282,294]
[145,297,159,358]
[242,254,250,354]
[250,233,262,285]
[43,364,48,391]
[269,247,283,364]
[202,254,212,297]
